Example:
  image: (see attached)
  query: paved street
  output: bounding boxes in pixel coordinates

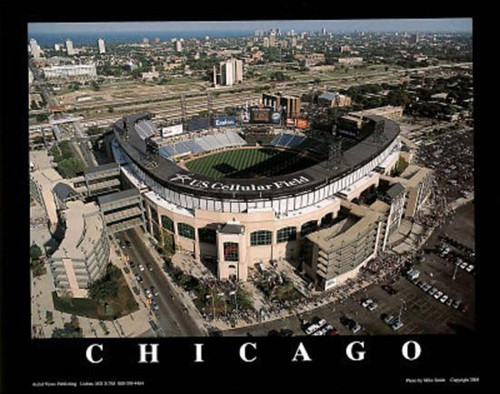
[118,228,206,337]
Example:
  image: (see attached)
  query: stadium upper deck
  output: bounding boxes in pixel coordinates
[112,113,401,210]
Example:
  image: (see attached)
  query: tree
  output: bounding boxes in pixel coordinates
[30,244,42,260]
[51,315,82,338]
[36,113,49,123]
[88,279,119,303]
[90,80,100,91]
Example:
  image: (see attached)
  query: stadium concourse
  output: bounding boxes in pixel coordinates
[109,110,433,292]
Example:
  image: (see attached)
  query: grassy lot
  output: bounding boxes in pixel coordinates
[52,270,138,320]
[185,147,317,180]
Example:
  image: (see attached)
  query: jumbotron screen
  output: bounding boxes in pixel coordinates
[250,108,271,123]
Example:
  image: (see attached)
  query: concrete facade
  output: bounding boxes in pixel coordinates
[50,201,110,298]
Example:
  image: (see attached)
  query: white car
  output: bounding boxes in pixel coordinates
[460,262,468,270]
[434,291,443,300]
[440,294,449,303]
[466,264,474,272]
[138,264,145,272]
[367,302,378,311]
[361,299,373,308]
[350,323,362,334]
[391,320,404,331]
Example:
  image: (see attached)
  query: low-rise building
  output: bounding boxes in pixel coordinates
[304,202,384,291]
[42,64,97,80]
[50,200,110,298]
[318,92,352,108]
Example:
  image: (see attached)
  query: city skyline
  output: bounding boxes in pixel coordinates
[29,18,472,35]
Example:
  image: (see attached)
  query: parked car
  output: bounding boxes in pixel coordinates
[434,291,443,300]
[440,294,449,303]
[382,285,398,295]
[383,314,395,325]
[466,264,474,272]
[129,261,136,269]
[428,287,438,296]
[349,321,362,333]
[361,299,373,308]
[138,264,145,272]
[422,284,432,292]
[446,298,454,307]
[135,275,143,283]
[327,328,338,336]
[150,286,159,297]
[391,319,404,331]
[147,263,153,272]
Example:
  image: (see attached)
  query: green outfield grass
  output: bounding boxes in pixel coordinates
[185,148,317,180]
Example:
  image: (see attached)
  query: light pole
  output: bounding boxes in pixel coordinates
[229,288,238,314]
[452,264,459,281]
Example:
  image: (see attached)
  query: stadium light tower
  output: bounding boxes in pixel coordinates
[207,90,214,131]
[328,133,343,171]
[180,94,187,127]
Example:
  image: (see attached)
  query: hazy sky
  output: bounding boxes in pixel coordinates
[29,19,472,34]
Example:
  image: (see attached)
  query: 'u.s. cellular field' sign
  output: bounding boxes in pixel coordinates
[169,173,311,192]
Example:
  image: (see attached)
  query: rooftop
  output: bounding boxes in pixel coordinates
[218,222,245,235]
[52,200,104,261]
[84,162,120,176]
[97,188,141,206]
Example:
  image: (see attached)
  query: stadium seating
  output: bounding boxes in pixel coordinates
[135,120,156,140]
[159,130,247,160]
[269,133,327,156]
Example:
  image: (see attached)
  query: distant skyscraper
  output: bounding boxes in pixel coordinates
[143,37,149,45]
[154,37,161,44]
[322,27,327,36]
[218,58,243,86]
[29,39,41,59]
[269,33,276,47]
[97,38,106,54]
[263,37,270,48]
[54,43,61,51]
[66,39,76,56]
[175,40,182,52]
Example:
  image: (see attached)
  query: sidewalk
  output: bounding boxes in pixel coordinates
[141,235,209,335]
[31,239,153,339]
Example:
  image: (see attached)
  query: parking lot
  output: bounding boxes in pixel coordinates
[224,201,475,337]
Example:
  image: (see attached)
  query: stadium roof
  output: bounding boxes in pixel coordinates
[112,113,400,200]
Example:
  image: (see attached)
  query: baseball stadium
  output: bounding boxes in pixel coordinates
[109,104,432,291]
